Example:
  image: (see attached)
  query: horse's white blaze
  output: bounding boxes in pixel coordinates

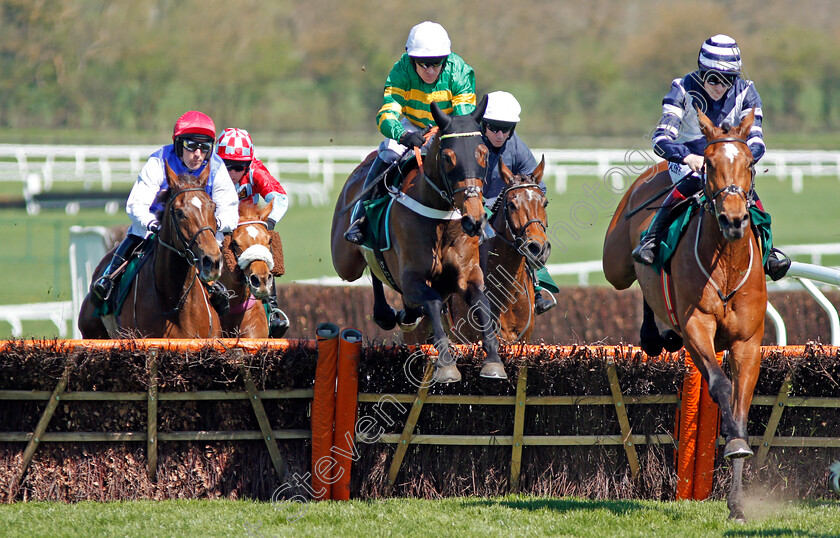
[190,197,203,209]
[724,143,739,163]
[246,225,259,239]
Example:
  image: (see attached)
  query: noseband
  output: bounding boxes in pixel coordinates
[491,183,547,258]
[425,131,485,205]
[703,137,755,212]
[157,187,217,266]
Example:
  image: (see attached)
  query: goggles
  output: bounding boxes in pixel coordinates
[225,161,249,172]
[414,57,446,69]
[182,139,213,153]
[702,71,736,88]
[484,122,514,134]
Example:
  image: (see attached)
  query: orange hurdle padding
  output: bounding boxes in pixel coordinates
[676,354,702,500]
[332,328,362,501]
[311,323,340,501]
[676,350,724,500]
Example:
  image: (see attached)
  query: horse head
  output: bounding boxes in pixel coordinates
[158,163,223,282]
[425,95,489,237]
[699,108,756,241]
[496,157,551,268]
[221,200,277,300]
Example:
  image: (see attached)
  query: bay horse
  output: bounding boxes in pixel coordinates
[78,164,224,338]
[445,158,550,344]
[603,109,765,521]
[331,97,504,383]
[219,199,284,338]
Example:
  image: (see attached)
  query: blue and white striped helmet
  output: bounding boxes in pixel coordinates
[697,34,742,75]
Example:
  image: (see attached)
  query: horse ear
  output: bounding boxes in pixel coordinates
[470,94,488,125]
[735,108,756,139]
[259,199,274,222]
[532,156,546,183]
[165,162,181,189]
[499,159,515,186]
[431,101,451,132]
[697,107,717,139]
[197,161,211,187]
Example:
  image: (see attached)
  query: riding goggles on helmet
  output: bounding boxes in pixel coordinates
[483,121,515,134]
[182,139,213,153]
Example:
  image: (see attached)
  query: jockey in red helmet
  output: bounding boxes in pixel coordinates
[89,111,239,311]
[216,127,290,337]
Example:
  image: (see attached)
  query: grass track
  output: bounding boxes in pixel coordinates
[0,496,837,537]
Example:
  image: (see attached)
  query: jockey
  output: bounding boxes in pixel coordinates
[480,91,555,315]
[633,34,790,281]
[344,20,477,245]
[90,111,240,312]
[216,127,290,337]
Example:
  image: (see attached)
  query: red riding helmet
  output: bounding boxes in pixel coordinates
[173,111,216,141]
[216,128,254,162]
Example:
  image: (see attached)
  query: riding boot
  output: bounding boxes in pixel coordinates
[631,188,687,265]
[265,279,289,338]
[207,281,231,317]
[764,248,791,281]
[90,234,144,307]
[344,155,387,245]
[534,287,556,315]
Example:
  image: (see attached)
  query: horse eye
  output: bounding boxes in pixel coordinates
[173,208,185,219]
[543,200,549,208]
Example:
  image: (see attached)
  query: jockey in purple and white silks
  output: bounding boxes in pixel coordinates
[633,34,789,281]
[90,111,239,310]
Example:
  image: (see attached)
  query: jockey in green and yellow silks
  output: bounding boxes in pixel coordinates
[345,21,477,245]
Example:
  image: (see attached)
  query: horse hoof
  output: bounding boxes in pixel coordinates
[397,310,423,333]
[480,362,508,380]
[661,330,683,352]
[433,364,462,384]
[728,509,746,523]
[373,308,398,331]
[724,438,753,459]
[640,340,663,357]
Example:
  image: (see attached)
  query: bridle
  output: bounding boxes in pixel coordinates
[423,130,485,206]
[490,182,547,262]
[151,186,217,317]
[702,137,756,214]
[156,187,217,266]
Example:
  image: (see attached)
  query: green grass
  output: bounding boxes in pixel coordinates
[1,169,838,339]
[0,496,837,537]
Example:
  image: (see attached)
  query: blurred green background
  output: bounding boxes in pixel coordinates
[1,0,839,338]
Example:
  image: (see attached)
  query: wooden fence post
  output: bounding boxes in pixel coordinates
[8,347,79,500]
[509,366,528,493]
[606,359,640,479]
[756,370,794,466]
[387,358,435,488]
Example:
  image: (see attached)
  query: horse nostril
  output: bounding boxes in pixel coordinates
[249,274,260,289]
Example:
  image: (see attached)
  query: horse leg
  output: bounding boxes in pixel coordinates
[404,279,460,383]
[464,283,506,379]
[728,457,747,522]
[683,321,741,455]
[725,337,762,458]
[370,275,398,330]
[397,305,424,332]
[639,300,664,356]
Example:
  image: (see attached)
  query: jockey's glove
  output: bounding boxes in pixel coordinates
[399,131,426,149]
[266,218,276,231]
[148,221,160,234]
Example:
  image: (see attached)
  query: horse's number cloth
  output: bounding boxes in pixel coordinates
[94,238,155,317]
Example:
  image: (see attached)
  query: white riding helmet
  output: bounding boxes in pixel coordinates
[405,21,451,58]
[483,91,521,123]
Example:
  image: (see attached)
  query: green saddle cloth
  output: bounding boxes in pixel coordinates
[94,239,155,317]
[652,199,774,274]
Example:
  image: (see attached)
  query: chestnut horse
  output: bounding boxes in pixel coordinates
[445,158,550,344]
[219,200,283,337]
[603,109,765,521]
[331,97,504,383]
[78,164,224,338]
